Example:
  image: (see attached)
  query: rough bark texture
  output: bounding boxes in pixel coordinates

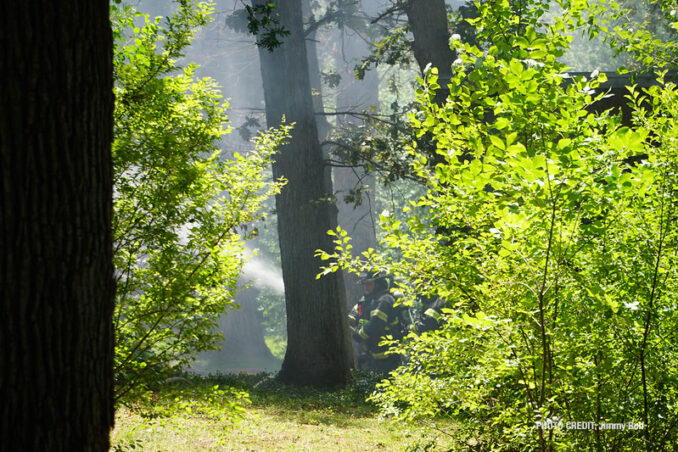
[253,0,353,386]
[0,2,114,450]
[405,0,455,104]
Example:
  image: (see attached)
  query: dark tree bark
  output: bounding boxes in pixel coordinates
[0,1,114,450]
[405,0,455,105]
[253,0,353,386]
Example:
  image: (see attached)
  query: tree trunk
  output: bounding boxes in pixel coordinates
[0,1,114,451]
[219,286,275,361]
[405,0,455,104]
[253,0,353,386]
[301,0,379,312]
[303,0,332,142]
[192,286,280,372]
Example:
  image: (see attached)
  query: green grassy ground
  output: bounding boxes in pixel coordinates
[110,373,455,451]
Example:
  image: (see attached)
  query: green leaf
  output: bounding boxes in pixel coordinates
[489,135,505,150]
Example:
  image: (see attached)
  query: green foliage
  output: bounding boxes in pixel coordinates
[224,4,290,51]
[128,378,250,422]
[354,3,478,80]
[245,3,290,51]
[328,104,430,185]
[319,0,678,449]
[119,370,382,418]
[355,24,413,80]
[111,2,286,401]
[112,371,457,451]
[590,0,678,69]
[208,369,386,411]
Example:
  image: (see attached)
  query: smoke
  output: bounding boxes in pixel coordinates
[241,246,284,294]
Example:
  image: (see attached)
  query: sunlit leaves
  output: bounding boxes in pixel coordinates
[318,0,678,448]
[112,3,285,401]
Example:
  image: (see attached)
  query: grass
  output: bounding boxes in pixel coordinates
[110,372,456,451]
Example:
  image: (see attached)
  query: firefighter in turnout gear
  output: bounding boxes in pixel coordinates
[411,295,446,333]
[348,271,402,373]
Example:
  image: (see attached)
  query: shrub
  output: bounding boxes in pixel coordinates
[319,0,678,449]
[111,1,285,400]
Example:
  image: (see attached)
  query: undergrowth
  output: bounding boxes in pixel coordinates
[112,371,456,451]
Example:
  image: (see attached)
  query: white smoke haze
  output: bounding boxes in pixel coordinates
[241,246,284,294]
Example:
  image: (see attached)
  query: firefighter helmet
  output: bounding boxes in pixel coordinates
[357,270,386,284]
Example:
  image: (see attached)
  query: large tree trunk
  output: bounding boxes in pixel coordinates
[253,0,353,386]
[0,2,114,450]
[405,0,455,104]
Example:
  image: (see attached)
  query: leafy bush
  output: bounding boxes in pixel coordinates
[320,0,678,449]
[111,2,285,400]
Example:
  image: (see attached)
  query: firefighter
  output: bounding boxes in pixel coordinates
[414,295,446,333]
[348,270,402,373]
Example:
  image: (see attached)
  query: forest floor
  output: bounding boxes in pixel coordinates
[110,372,457,451]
